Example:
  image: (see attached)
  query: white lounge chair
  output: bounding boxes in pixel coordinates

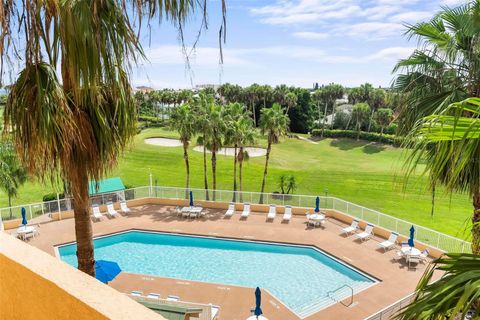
[282,205,292,222]
[419,249,429,263]
[131,291,143,297]
[224,202,235,217]
[378,232,398,251]
[92,205,103,221]
[147,293,160,299]
[210,304,220,320]
[342,219,358,236]
[167,295,179,301]
[355,223,374,241]
[408,255,420,269]
[267,204,276,220]
[241,203,251,219]
[120,201,131,214]
[175,206,182,216]
[106,202,118,217]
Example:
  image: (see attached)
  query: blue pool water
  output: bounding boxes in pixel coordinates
[58,231,375,317]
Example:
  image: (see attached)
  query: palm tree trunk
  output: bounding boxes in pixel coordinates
[321,102,328,137]
[183,142,190,199]
[259,141,272,204]
[8,195,12,220]
[356,123,361,141]
[203,134,209,201]
[72,172,95,276]
[232,144,238,202]
[238,147,244,202]
[212,150,217,201]
[472,192,480,254]
[367,109,374,132]
[251,101,256,126]
[380,126,384,137]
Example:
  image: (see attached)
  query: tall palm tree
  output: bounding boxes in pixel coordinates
[224,103,254,202]
[169,103,195,198]
[352,103,371,141]
[206,103,225,201]
[284,92,297,114]
[259,103,289,204]
[237,120,255,202]
[1,0,226,276]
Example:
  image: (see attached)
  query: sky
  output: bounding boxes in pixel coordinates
[132,0,467,89]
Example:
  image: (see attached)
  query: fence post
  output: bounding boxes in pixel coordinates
[332,198,335,210]
[149,173,153,197]
[436,233,441,249]
[361,207,364,220]
[346,202,349,214]
[29,205,33,220]
[57,193,62,220]
[395,220,398,233]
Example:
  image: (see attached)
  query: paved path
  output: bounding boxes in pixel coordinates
[298,136,318,144]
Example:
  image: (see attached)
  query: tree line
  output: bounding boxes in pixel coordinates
[135,82,400,137]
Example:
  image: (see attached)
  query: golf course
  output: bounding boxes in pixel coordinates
[0,126,472,239]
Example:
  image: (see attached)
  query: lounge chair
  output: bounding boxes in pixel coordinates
[106,202,118,217]
[355,223,374,241]
[378,232,398,251]
[341,219,358,236]
[210,304,220,320]
[131,291,143,297]
[167,295,179,301]
[147,293,160,299]
[267,204,276,220]
[120,200,131,214]
[241,203,251,219]
[92,205,103,221]
[282,205,292,222]
[224,202,235,217]
[419,249,429,263]
[408,255,420,269]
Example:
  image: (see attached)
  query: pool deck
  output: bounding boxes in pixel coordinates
[20,204,440,320]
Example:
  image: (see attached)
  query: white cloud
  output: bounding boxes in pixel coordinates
[292,31,330,40]
[390,11,433,23]
[335,22,404,39]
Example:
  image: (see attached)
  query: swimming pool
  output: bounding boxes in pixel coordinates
[57,230,376,318]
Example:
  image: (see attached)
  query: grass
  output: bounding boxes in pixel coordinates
[0,127,473,239]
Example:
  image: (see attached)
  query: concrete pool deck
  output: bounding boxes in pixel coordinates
[19,204,440,319]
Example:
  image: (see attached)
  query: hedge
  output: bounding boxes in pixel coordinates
[42,193,65,202]
[311,129,403,146]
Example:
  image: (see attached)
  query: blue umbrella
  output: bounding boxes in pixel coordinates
[314,196,320,213]
[408,225,415,247]
[254,287,263,318]
[95,260,122,284]
[189,191,194,207]
[21,207,27,226]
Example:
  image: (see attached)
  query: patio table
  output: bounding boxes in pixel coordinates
[401,247,421,257]
[308,214,325,227]
[16,226,36,240]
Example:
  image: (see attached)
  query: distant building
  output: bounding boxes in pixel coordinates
[133,86,155,93]
[195,84,219,91]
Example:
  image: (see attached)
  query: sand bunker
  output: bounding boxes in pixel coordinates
[193,146,267,157]
[144,137,183,147]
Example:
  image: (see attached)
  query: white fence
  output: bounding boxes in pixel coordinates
[0,185,471,253]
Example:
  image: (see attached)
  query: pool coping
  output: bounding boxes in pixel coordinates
[54,228,380,319]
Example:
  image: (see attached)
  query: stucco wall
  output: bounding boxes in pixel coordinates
[0,232,162,320]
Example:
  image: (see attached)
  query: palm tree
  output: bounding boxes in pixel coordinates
[284,92,297,114]
[352,103,371,141]
[169,104,195,198]
[396,253,480,320]
[375,108,393,136]
[259,104,289,204]
[1,0,226,276]
[405,97,480,253]
[393,0,480,135]
[224,103,255,202]
[0,140,27,218]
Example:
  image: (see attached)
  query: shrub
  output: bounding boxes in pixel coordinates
[42,193,65,202]
[311,129,403,146]
[332,111,351,130]
[137,116,165,128]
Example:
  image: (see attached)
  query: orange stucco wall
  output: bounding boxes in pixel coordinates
[0,232,162,320]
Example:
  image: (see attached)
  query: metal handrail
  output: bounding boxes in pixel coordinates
[327,284,354,307]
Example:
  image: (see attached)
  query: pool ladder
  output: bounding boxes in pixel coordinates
[327,284,354,307]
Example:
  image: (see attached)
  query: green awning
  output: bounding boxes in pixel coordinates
[88,177,125,196]
[138,301,203,320]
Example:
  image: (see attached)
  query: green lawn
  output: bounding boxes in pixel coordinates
[0,127,473,239]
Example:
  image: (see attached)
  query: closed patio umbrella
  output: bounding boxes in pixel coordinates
[408,225,415,247]
[314,196,320,213]
[189,191,194,207]
[21,207,27,226]
[254,287,263,319]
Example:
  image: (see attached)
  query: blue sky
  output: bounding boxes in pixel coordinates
[132,0,466,89]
